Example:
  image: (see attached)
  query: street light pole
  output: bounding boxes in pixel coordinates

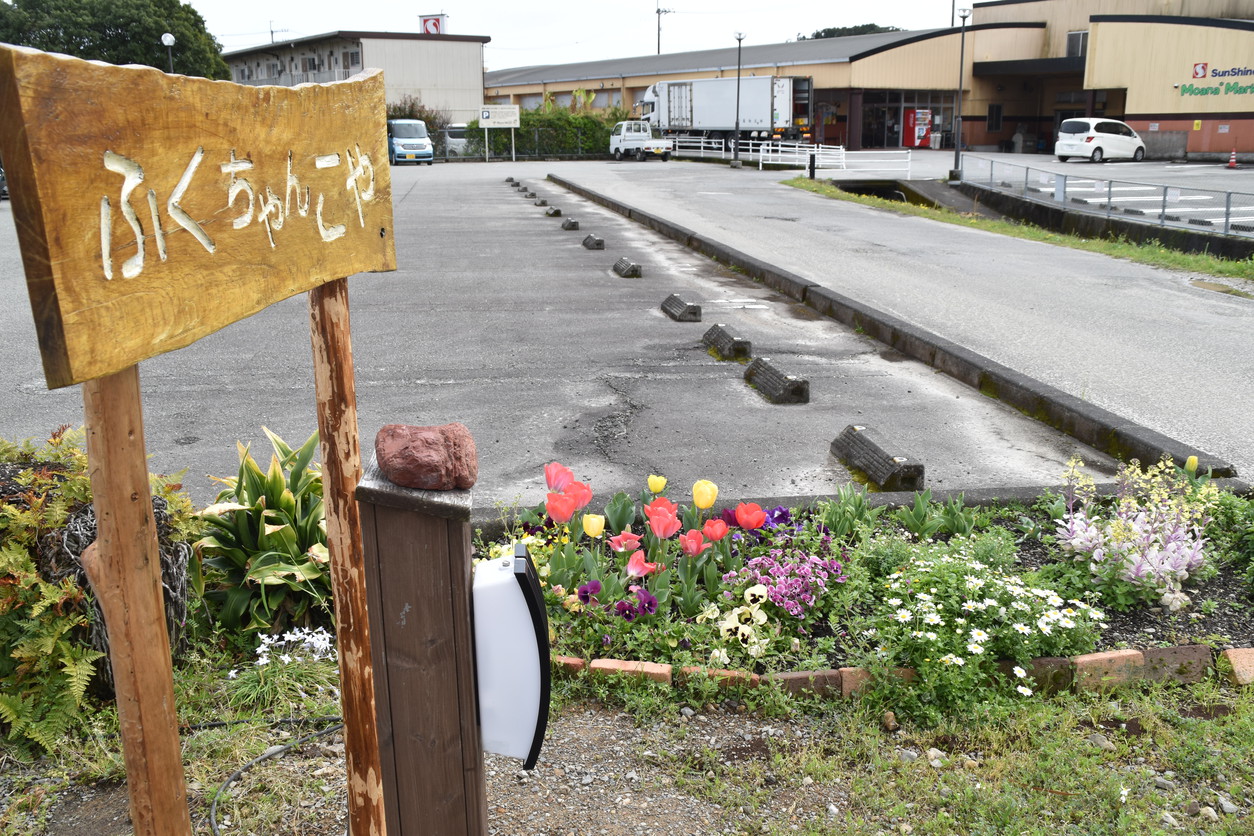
[733,32,745,163]
[952,9,970,175]
[160,32,175,73]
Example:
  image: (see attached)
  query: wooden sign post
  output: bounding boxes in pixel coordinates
[0,46,396,836]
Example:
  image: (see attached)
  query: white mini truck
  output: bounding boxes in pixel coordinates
[609,120,673,161]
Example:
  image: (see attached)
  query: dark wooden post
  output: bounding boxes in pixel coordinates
[356,456,487,836]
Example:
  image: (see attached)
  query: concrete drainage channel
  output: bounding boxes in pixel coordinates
[538,174,1241,489]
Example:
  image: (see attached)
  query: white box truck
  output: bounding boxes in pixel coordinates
[641,76,812,143]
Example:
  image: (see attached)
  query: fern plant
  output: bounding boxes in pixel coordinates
[0,542,105,751]
[193,428,332,637]
[1,427,197,752]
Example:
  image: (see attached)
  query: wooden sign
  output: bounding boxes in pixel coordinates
[1,45,396,836]
[0,45,396,388]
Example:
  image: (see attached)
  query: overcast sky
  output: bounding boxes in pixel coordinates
[194,1,964,69]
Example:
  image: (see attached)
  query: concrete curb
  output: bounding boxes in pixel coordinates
[545,173,1238,480]
[554,645,1254,698]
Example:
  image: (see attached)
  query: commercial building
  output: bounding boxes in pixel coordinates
[221,30,491,124]
[483,0,1254,157]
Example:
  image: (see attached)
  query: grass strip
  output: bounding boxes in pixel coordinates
[783,176,1254,283]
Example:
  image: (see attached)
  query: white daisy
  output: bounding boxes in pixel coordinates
[1016,685,1033,696]
[1013,666,1027,678]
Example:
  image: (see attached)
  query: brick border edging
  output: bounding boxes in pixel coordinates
[544,173,1238,480]
[554,646,1254,697]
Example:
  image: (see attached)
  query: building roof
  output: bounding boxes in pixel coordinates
[223,30,490,59]
[484,28,944,86]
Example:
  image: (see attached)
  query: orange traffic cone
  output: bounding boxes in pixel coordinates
[1228,148,1238,169]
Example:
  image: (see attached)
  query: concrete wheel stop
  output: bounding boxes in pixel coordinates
[830,424,925,492]
[661,294,702,322]
[744,357,809,404]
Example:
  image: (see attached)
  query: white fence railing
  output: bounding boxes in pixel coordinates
[670,136,913,175]
[960,156,1254,239]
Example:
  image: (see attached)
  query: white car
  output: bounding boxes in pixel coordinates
[1056,118,1145,163]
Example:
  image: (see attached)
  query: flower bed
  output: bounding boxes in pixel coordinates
[483,458,1254,720]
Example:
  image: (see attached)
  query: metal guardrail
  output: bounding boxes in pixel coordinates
[960,156,1254,239]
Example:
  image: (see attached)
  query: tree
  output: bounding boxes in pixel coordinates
[799,24,902,40]
[0,0,229,79]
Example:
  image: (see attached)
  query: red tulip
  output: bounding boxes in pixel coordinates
[643,495,678,519]
[546,492,577,523]
[565,480,594,510]
[646,507,682,539]
[608,529,642,554]
[679,529,711,556]
[626,550,664,578]
[544,462,574,492]
[734,502,766,530]
[702,518,729,542]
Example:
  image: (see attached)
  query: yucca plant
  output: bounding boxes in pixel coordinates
[193,428,332,637]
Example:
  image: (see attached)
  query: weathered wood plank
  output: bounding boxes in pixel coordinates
[0,46,395,388]
[79,366,191,836]
[309,279,386,836]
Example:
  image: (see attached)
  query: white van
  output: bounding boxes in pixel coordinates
[446,123,468,156]
[1056,118,1145,163]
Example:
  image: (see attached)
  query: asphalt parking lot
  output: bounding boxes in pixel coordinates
[3,153,1247,517]
[0,158,1113,513]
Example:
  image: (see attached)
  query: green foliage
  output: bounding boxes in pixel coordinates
[850,533,1103,724]
[466,108,614,157]
[938,494,978,537]
[1207,490,1254,587]
[0,542,105,752]
[194,429,332,638]
[0,0,228,78]
[816,483,883,544]
[800,23,902,40]
[0,428,198,753]
[892,490,944,540]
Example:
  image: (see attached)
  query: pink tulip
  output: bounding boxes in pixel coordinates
[546,492,577,523]
[626,550,664,578]
[565,480,594,510]
[647,507,682,539]
[608,529,642,554]
[643,495,678,519]
[679,529,711,556]
[544,462,574,492]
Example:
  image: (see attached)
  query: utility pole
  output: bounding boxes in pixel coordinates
[656,3,673,55]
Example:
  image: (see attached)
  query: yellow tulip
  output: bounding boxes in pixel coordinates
[1185,455,1198,475]
[648,474,667,493]
[692,479,718,509]
[582,513,606,538]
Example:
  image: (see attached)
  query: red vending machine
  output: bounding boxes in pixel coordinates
[904,108,933,148]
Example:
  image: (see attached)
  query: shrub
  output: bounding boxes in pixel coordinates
[194,429,332,638]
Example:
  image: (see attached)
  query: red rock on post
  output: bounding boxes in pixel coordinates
[374,423,478,490]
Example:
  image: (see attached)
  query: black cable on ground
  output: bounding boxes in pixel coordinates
[181,714,342,734]
[207,718,345,836]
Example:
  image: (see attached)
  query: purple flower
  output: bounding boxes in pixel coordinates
[602,634,612,647]
[578,579,602,605]
[763,505,793,529]
[635,587,658,616]
[615,600,639,622]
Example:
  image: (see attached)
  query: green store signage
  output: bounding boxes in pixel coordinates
[1180,81,1254,96]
